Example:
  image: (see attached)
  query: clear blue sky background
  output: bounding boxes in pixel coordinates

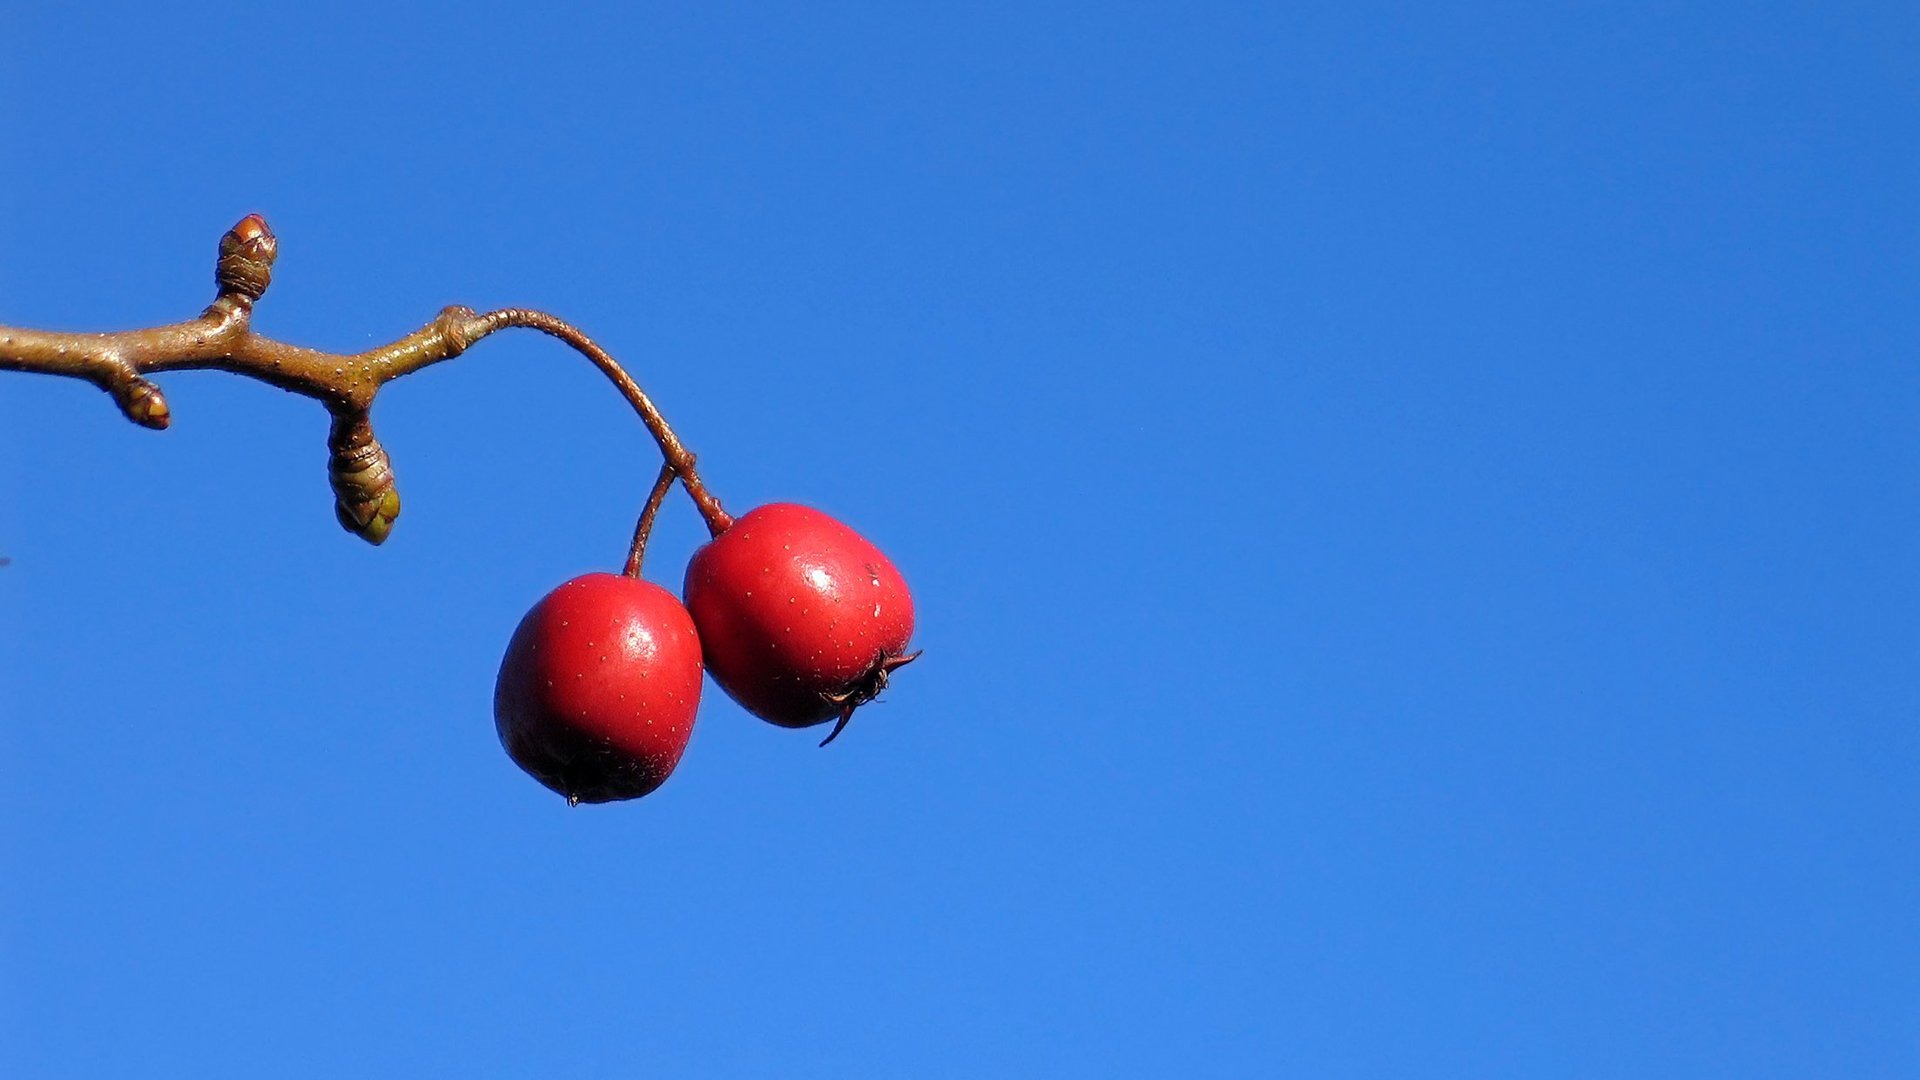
[1,3,1914,1076]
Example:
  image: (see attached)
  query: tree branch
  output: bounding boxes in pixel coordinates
[0,214,732,546]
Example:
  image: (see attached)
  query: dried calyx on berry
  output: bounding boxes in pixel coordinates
[818,648,923,746]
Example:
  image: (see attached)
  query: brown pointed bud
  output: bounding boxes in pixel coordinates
[327,411,401,545]
[109,375,171,429]
[216,213,278,302]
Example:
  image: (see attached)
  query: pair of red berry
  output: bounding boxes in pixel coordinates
[493,503,918,803]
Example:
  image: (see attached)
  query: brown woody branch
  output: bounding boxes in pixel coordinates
[0,214,732,551]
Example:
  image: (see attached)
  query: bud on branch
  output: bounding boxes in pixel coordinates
[328,411,402,546]
[215,213,277,303]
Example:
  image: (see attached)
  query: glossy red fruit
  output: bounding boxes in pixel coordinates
[684,503,917,745]
[494,573,703,803]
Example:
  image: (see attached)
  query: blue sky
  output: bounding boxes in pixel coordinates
[1,2,1914,1076]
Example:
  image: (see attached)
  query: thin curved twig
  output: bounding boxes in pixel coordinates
[623,461,680,579]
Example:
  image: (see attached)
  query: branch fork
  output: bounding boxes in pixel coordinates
[0,214,730,565]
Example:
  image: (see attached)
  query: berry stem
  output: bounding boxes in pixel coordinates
[623,461,678,579]
[452,309,733,537]
[0,214,735,543]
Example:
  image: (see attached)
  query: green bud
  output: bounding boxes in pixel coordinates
[328,411,400,545]
[334,486,400,545]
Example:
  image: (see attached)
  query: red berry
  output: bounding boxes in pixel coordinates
[684,503,918,745]
[494,573,704,803]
